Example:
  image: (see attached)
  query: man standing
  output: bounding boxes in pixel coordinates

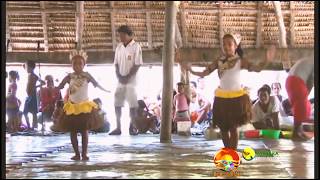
[109,25,143,135]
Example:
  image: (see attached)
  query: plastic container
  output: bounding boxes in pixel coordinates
[244,130,261,138]
[177,121,191,136]
[261,129,281,139]
[280,131,293,139]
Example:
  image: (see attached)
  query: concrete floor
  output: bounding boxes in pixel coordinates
[6,133,314,179]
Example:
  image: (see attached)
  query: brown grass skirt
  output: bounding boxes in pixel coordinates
[56,109,104,132]
[212,94,252,131]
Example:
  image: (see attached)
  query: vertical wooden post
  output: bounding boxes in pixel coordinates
[76,1,84,50]
[256,1,263,48]
[110,1,117,51]
[273,1,287,48]
[289,1,295,47]
[218,1,224,51]
[179,1,188,47]
[160,1,177,143]
[6,10,12,52]
[273,1,291,69]
[146,1,153,49]
[40,1,48,52]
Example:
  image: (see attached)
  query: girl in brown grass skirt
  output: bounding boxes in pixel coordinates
[55,50,110,161]
[188,33,276,150]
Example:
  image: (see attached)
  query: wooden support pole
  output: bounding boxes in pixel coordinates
[76,1,84,50]
[6,11,12,52]
[179,1,188,47]
[273,1,287,48]
[110,1,117,51]
[40,1,48,52]
[146,1,153,49]
[289,1,295,47]
[218,1,224,51]
[255,1,263,48]
[273,1,291,69]
[160,1,177,143]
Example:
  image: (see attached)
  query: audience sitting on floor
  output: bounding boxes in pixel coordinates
[251,85,280,130]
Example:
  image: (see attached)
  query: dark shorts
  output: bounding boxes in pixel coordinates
[23,94,38,114]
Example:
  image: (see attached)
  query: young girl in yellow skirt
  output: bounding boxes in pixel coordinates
[188,33,276,150]
[56,50,110,161]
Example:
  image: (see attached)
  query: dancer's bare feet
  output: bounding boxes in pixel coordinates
[82,155,89,161]
[109,128,121,135]
[71,154,81,161]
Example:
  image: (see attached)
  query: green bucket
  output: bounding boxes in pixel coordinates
[261,129,281,139]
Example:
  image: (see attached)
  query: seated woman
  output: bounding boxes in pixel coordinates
[251,85,280,130]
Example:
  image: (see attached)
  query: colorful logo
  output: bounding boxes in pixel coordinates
[213,148,240,172]
[242,147,255,161]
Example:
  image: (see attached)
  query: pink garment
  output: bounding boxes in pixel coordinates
[174,93,189,112]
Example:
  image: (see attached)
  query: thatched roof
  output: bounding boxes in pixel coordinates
[6,1,314,66]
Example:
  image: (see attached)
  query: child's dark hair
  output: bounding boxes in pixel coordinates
[190,81,197,89]
[177,82,185,86]
[56,100,64,108]
[258,85,271,96]
[9,70,19,80]
[271,82,281,89]
[262,84,271,95]
[223,34,244,58]
[235,43,244,58]
[117,25,134,36]
[93,98,102,105]
[26,60,36,69]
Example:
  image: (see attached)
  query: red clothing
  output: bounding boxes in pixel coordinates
[285,75,311,125]
[39,87,62,112]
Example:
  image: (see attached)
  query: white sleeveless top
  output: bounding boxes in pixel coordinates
[69,73,89,103]
[219,59,242,91]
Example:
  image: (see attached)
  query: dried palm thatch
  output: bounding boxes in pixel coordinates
[6,1,314,53]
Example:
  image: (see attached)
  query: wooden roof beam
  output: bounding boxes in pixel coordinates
[6,8,313,14]
[218,1,223,51]
[6,48,314,69]
[146,1,153,49]
[40,1,48,52]
[6,11,12,52]
[179,1,188,47]
[110,1,116,51]
[75,1,84,50]
[290,1,296,47]
[273,1,287,48]
[255,1,263,48]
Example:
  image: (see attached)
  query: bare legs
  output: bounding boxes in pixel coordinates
[70,130,89,161]
[24,112,38,130]
[221,127,239,150]
[109,107,138,135]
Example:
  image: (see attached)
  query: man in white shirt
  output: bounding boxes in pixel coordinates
[109,25,143,135]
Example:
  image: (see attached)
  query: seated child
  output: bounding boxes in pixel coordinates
[91,98,110,133]
[50,100,64,132]
[133,100,160,134]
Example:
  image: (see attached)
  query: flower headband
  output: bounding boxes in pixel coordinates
[69,50,88,62]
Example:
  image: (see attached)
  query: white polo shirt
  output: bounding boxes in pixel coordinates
[114,39,143,76]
